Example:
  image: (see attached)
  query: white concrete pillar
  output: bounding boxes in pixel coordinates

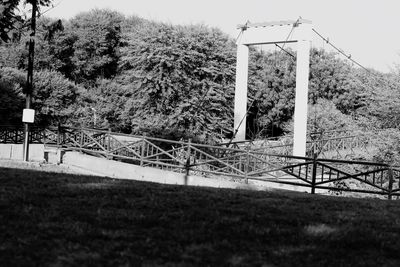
[233,44,249,141]
[293,39,311,157]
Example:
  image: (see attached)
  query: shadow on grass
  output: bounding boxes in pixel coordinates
[0,166,400,266]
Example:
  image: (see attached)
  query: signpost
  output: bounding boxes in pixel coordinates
[23,0,37,162]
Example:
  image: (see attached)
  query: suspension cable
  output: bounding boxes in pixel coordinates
[274,43,295,59]
[39,0,64,17]
[235,20,249,43]
[311,28,398,91]
[280,16,302,52]
[226,90,264,145]
[312,28,370,73]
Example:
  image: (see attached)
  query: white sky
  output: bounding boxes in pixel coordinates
[44,0,400,73]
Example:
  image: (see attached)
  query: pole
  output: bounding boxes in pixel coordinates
[311,152,318,194]
[184,139,191,185]
[23,0,37,162]
[388,167,394,200]
[233,44,249,141]
[292,39,311,157]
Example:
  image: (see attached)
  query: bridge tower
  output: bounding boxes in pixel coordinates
[234,19,312,157]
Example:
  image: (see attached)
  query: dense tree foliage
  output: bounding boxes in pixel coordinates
[369,129,400,165]
[119,24,236,141]
[69,9,123,83]
[246,48,297,137]
[0,67,25,123]
[283,99,359,136]
[32,70,82,125]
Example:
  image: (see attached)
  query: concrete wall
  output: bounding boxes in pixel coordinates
[62,151,311,192]
[0,144,45,162]
[62,151,256,189]
[0,144,313,193]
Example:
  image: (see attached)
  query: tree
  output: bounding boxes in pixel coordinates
[0,38,25,68]
[32,69,81,125]
[360,71,400,129]
[32,17,76,78]
[71,78,133,130]
[0,67,25,123]
[308,49,371,115]
[246,48,373,139]
[120,23,236,142]
[246,47,297,138]
[4,17,74,71]
[0,0,23,42]
[68,9,123,83]
[368,129,400,165]
[0,0,52,42]
[282,99,358,136]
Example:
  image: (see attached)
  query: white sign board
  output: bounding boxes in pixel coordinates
[22,109,35,123]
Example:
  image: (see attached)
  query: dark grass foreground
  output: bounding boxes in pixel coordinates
[1,165,400,266]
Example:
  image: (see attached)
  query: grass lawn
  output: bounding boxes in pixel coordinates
[1,161,400,266]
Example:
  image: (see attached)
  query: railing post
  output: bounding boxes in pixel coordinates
[57,124,61,146]
[41,127,46,145]
[311,152,318,194]
[244,148,250,184]
[80,128,84,152]
[184,139,191,185]
[107,128,111,149]
[388,167,394,200]
[140,135,145,167]
[14,127,18,144]
[106,128,112,160]
[62,126,66,146]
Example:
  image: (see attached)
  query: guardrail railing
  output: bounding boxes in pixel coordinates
[222,131,372,159]
[1,125,397,199]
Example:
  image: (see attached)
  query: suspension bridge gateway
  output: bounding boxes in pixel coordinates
[234,19,312,157]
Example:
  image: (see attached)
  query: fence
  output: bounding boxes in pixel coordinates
[222,130,372,159]
[1,125,398,199]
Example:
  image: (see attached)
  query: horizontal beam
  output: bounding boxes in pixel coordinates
[243,40,297,46]
[237,19,312,30]
[236,19,313,45]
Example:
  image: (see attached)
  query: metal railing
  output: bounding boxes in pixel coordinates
[223,131,372,159]
[1,125,398,199]
[0,125,49,144]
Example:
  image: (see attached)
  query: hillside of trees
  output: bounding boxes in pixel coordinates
[1,9,400,152]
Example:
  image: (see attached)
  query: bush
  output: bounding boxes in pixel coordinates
[283,99,359,137]
[368,128,400,165]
